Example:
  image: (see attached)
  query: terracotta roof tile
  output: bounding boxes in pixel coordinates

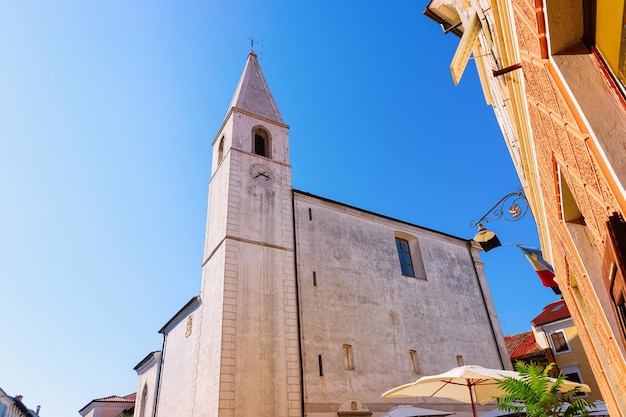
[92,393,136,403]
[504,331,545,360]
[531,300,570,326]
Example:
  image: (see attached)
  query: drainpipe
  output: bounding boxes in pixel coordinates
[152,336,166,417]
[467,241,507,369]
[292,190,306,417]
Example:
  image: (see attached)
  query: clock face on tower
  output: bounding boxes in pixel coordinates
[249,163,274,186]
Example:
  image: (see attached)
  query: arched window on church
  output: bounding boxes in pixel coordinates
[139,384,148,417]
[253,127,271,158]
[218,136,225,164]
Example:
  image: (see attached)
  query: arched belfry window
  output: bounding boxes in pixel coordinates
[253,127,271,158]
[218,136,225,164]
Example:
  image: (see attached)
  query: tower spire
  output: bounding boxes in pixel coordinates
[227,52,283,124]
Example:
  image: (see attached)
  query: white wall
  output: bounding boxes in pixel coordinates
[154,303,200,417]
[294,192,509,416]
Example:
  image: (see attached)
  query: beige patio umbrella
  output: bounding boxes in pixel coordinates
[382,365,590,417]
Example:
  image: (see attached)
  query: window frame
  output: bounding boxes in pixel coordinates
[409,349,420,374]
[394,232,427,279]
[548,329,571,354]
[252,126,271,158]
[185,315,193,337]
[217,136,225,164]
[604,213,626,343]
[395,237,415,277]
[560,365,588,397]
[342,344,354,370]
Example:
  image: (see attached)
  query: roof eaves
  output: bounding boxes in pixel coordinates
[133,351,160,371]
[158,296,201,334]
[423,6,463,37]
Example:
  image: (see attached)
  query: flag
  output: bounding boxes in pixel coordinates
[518,245,561,295]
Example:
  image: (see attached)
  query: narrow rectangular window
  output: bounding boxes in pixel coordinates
[318,355,324,376]
[218,137,225,164]
[456,355,465,366]
[395,238,415,277]
[309,208,313,220]
[409,350,419,373]
[185,315,193,337]
[313,271,317,286]
[550,331,570,353]
[343,344,354,370]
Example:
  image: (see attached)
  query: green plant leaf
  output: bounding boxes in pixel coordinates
[493,362,590,417]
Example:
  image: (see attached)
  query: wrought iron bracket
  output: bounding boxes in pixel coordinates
[469,188,529,228]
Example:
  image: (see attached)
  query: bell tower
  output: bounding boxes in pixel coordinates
[193,51,301,417]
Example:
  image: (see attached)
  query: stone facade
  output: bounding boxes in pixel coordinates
[294,192,509,416]
[425,1,626,415]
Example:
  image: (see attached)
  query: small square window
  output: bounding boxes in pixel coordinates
[549,330,570,353]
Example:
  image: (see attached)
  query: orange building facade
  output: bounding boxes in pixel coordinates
[425,1,626,416]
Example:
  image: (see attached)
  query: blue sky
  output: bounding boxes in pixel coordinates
[0,2,559,416]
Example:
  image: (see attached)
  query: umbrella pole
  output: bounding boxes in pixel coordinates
[468,381,478,417]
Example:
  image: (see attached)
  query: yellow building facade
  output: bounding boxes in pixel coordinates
[530,300,602,403]
[425,1,626,416]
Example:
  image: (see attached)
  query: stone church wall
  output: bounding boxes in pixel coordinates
[293,191,509,416]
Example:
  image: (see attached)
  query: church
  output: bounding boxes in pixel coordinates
[129,52,511,417]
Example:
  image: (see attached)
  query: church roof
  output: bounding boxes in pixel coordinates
[228,51,283,124]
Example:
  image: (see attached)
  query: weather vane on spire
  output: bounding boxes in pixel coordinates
[248,36,264,59]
